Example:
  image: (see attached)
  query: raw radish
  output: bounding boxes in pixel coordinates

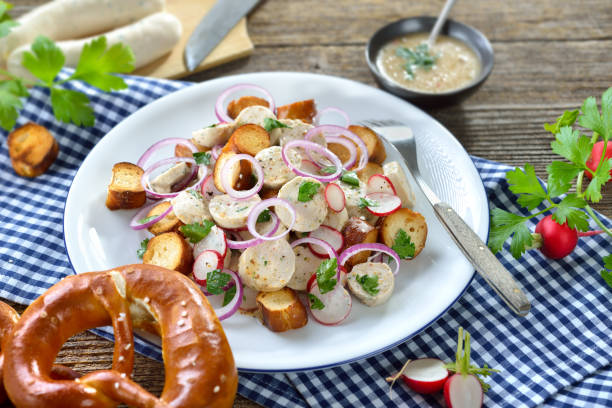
[444,375,483,408]
[325,183,346,212]
[308,282,352,326]
[309,226,344,258]
[364,192,401,216]
[367,174,397,195]
[401,358,449,394]
[192,250,223,285]
[533,215,578,259]
[200,174,223,201]
[300,159,321,174]
[193,226,227,259]
[585,140,612,181]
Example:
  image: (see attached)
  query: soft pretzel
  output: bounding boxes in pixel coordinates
[3,264,238,408]
[0,301,19,403]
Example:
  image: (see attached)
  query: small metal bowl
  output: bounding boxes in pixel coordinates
[366,16,494,107]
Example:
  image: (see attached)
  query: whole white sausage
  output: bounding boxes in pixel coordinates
[7,12,182,79]
[0,0,165,62]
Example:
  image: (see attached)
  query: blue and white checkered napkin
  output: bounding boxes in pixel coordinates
[0,72,610,407]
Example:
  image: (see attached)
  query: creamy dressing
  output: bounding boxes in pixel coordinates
[377,33,480,93]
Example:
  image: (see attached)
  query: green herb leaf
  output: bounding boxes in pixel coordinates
[298,181,320,202]
[193,151,211,166]
[71,36,134,91]
[506,164,548,210]
[579,96,606,138]
[189,189,204,200]
[396,43,437,80]
[601,254,612,289]
[263,117,290,132]
[138,215,158,225]
[358,197,379,208]
[222,284,237,306]
[0,2,17,39]
[257,209,271,223]
[49,88,95,127]
[550,126,593,167]
[320,166,337,174]
[584,158,611,203]
[552,194,589,231]
[0,79,28,130]
[546,161,582,197]
[308,293,325,310]
[179,220,215,244]
[316,258,338,294]
[391,229,415,259]
[488,208,532,259]
[355,274,380,296]
[206,269,231,295]
[208,123,217,128]
[136,238,149,259]
[544,109,579,134]
[340,171,360,187]
[22,36,65,85]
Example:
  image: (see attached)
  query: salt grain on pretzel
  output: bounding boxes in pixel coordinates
[3,264,238,408]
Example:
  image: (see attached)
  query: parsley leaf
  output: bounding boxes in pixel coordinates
[544,109,579,134]
[206,269,231,295]
[50,88,95,126]
[579,96,606,138]
[308,293,325,310]
[0,2,17,39]
[193,151,211,166]
[355,274,380,296]
[358,197,379,208]
[188,189,204,200]
[71,36,133,91]
[316,258,338,294]
[550,126,593,167]
[263,117,290,132]
[396,43,437,80]
[0,79,28,130]
[22,36,65,85]
[552,194,589,231]
[138,215,158,225]
[340,171,360,186]
[298,181,320,202]
[136,238,149,259]
[179,220,215,244]
[601,254,612,289]
[391,229,415,259]
[488,208,532,258]
[257,209,271,223]
[584,158,611,203]
[223,285,237,306]
[546,161,582,197]
[506,164,548,211]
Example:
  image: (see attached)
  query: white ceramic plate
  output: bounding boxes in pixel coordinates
[64,72,488,372]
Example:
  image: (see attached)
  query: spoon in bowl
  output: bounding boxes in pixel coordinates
[427,0,458,48]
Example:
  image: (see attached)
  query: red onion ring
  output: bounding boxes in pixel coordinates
[212,269,244,321]
[136,138,198,169]
[247,198,295,241]
[338,243,401,275]
[314,106,350,128]
[226,212,280,249]
[215,84,276,123]
[281,140,343,182]
[304,125,368,171]
[211,144,223,160]
[325,135,357,169]
[220,154,264,200]
[128,200,172,230]
[142,157,207,199]
[291,237,339,279]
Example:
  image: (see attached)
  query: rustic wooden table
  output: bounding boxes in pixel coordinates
[5,1,611,407]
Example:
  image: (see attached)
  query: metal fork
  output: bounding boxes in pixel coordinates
[361,119,531,317]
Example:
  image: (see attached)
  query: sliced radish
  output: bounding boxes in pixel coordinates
[240,285,259,312]
[363,192,401,216]
[324,183,346,212]
[401,358,449,394]
[338,265,348,287]
[444,374,483,408]
[306,273,317,293]
[192,250,224,285]
[200,174,222,201]
[308,282,352,326]
[300,159,320,174]
[366,174,397,195]
[193,226,227,259]
[308,225,344,258]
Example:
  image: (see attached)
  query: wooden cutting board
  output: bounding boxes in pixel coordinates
[135,0,254,79]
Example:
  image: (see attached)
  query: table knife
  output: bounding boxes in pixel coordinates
[184,0,260,72]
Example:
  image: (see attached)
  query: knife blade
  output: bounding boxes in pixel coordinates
[184,0,260,72]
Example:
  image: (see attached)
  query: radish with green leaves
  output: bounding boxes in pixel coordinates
[585,141,612,181]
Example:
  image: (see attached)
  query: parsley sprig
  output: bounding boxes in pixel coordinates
[179,220,215,244]
[355,274,380,296]
[396,43,438,80]
[136,238,149,259]
[489,90,612,288]
[0,15,134,131]
[392,229,415,259]
[263,117,290,132]
[316,258,338,294]
[298,181,320,202]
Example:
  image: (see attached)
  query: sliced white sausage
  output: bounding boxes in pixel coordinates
[149,162,191,193]
[7,12,182,80]
[0,0,164,62]
[192,123,235,149]
[238,239,295,291]
[383,161,416,208]
[270,119,313,146]
[287,245,319,291]
[347,262,394,307]
[322,207,349,231]
[170,190,212,225]
[234,106,276,127]
[208,194,261,229]
[276,176,327,232]
[255,146,300,189]
[332,179,378,224]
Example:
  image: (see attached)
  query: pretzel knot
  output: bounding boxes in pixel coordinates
[2,264,238,408]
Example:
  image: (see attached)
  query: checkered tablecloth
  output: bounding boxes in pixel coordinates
[0,72,610,407]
